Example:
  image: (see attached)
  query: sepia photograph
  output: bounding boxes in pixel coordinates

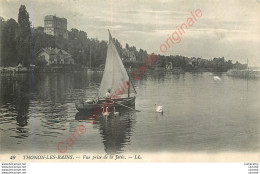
[0,0,259,163]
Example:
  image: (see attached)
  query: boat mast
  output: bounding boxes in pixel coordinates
[128,77,130,98]
[247,58,249,71]
[89,46,92,68]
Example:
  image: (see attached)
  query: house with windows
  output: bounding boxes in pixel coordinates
[36,47,74,65]
[121,48,136,61]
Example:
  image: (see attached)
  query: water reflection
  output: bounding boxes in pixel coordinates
[75,108,136,154]
[1,71,259,153]
[0,74,31,139]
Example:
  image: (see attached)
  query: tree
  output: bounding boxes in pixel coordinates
[0,16,4,66]
[1,19,18,66]
[33,31,55,54]
[68,28,88,65]
[113,38,122,57]
[16,5,31,67]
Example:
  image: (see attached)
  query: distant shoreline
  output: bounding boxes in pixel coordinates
[0,66,251,74]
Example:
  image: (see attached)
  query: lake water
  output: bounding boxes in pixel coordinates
[0,71,259,154]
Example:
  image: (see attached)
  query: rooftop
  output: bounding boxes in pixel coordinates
[44,15,67,21]
[37,48,71,57]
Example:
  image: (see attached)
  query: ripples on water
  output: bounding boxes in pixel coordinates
[0,72,259,154]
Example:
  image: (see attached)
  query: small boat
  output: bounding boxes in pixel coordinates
[76,30,137,112]
[76,97,135,112]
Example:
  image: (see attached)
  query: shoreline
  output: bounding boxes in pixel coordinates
[0,66,251,74]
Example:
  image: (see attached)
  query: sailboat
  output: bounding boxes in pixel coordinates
[75,30,136,112]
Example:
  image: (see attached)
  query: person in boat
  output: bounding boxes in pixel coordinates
[105,89,111,98]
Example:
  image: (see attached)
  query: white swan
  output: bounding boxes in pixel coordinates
[102,107,110,116]
[213,76,221,81]
[155,104,163,113]
[113,107,119,116]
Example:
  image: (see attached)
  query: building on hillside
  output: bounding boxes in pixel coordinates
[44,15,68,39]
[121,49,136,61]
[189,58,201,68]
[35,48,74,65]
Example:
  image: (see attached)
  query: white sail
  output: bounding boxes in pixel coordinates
[98,31,136,98]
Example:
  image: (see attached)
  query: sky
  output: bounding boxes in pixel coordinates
[1,0,260,66]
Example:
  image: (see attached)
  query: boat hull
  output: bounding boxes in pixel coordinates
[75,97,135,112]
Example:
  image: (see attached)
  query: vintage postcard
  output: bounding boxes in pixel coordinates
[0,0,259,163]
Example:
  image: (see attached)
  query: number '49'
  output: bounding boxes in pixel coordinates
[10,155,16,160]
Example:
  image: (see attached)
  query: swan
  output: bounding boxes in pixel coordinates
[102,107,110,117]
[113,107,119,116]
[155,104,163,113]
[213,76,221,81]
